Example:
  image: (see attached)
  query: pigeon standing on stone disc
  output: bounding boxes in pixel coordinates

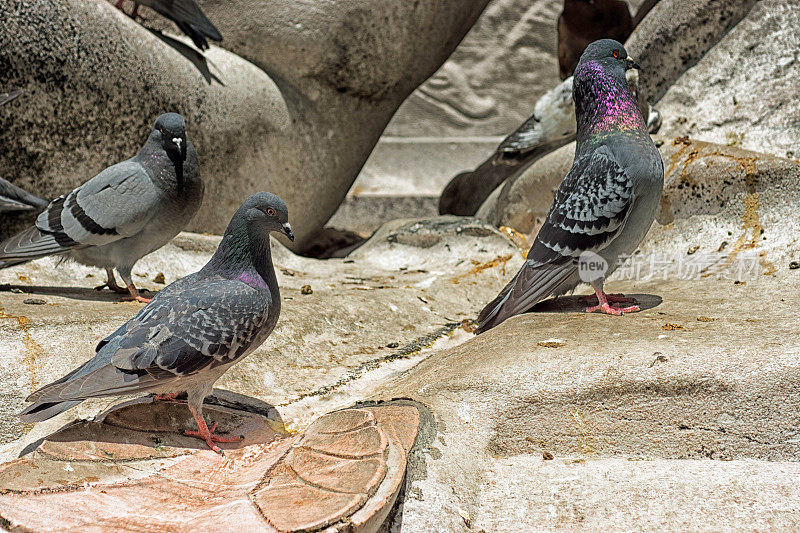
[0,113,204,302]
[476,40,664,334]
[20,193,294,454]
[0,89,49,213]
[113,0,222,51]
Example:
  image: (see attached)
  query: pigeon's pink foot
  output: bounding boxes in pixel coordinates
[582,293,637,305]
[96,269,129,294]
[122,284,151,303]
[585,302,640,315]
[185,409,243,455]
[96,280,128,294]
[584,290,640,315]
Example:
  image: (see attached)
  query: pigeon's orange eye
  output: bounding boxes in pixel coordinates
[267,208,276,216]
[612,50,619,58]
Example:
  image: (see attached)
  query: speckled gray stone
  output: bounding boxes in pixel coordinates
[0,0,489,251]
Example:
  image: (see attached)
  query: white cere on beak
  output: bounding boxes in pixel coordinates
[173,138,182,151]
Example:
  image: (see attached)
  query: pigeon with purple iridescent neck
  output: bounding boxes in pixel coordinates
[477,39,664,334]
[20,192,294,455]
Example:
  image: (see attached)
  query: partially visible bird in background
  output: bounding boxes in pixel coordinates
[112,0,222,51]
[0,89,49,214]
[558,0,634,80]
[0,89,24,107]
[0,113,204,303]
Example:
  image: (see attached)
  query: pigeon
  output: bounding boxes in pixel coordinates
[476,39,664,334]
[0,113,204,302]
[557,0,634,80]
[20,192,294,454]
[0,89,49,213]
[113,0,222,51]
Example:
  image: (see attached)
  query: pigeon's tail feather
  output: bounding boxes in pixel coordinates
[176,21,210,50]
[0,226,70,269]
[18,400,82,423]
[0,89,23,107]
[0,177,48,213]
[26,362,165,408]
[476,262,577,334]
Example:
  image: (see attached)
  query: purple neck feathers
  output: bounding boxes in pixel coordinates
[574,60,646,141]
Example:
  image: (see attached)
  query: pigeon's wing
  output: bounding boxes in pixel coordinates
[0,89,23,106]
[25,279,272,403]
[94,272,202,352]
[0,177,48,213]
[40,161,160,244]
[527,144,635,266]
[140,0,222,42]
[0,161,160,264]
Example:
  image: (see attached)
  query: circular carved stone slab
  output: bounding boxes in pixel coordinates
[0,397,421,532]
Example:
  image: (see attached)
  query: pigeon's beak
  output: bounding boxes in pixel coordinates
[282,223,295,242]
[624,56,641,71]
[173,137,187,161]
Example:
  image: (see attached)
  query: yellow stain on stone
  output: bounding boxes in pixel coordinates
[498,226,530,258]
[0,304,44,394]
[450,254,513,284]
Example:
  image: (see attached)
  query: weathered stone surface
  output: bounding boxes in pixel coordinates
[625,0,758,104]
[0,204,798,529]
[657,0,800,159]
[0,0,489,250]
[385,0,565,137]
[0,399,421,532]
[0,217,520,449]
[477,136,800,264]
[373,274,800,530]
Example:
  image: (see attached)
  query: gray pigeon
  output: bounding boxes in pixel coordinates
[20,192,293,454]
[0,113,204,302]
[476,39,664,334]
[0,89,48,213]
[113,0,222,51]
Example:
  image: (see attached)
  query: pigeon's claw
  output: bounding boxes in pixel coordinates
[122,284,151,303]
[185,408,244,455]
[585,302,640,315]
[582,293,637,306]
[152,392,183,403]
[584,290,640,315]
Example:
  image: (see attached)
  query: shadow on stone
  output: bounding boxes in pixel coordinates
[146,29,224,85]
[530,293,662,314]
[0,284,161,303]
